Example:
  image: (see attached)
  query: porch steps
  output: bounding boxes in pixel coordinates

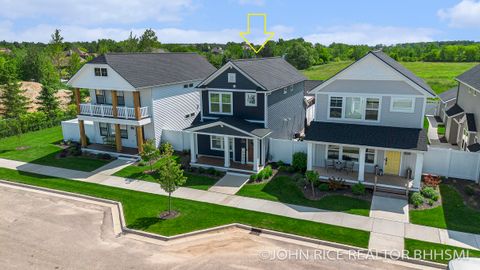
[373,190,408,200]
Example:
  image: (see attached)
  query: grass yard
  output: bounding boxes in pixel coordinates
[0,168,370,248]
[437,124,446,136]
[410,184,480,234]
[302,61,478,94]
[113,158,218,190]
[405,239,480,264]
[424,116,429,130]
[0,126,110,172]
[236,176,371,216]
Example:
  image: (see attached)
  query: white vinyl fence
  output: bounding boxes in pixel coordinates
[425,100,439,116]
[61,119,95,142]
[268,138,307,164]
[161,129,191,151]
[423,147,480,182]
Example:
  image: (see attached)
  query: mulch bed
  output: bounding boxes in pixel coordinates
[409,185,442,210]
[159,210,180,220]
[443,178,480,211]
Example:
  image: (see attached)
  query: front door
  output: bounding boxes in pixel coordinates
[384,151,401,175]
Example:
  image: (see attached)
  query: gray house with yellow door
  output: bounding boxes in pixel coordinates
[304,50,433,191]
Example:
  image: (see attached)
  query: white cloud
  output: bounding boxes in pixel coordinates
[438,0,480,28]
[0,0,193,25]
[304,24,438,46]
[237,0,266,6]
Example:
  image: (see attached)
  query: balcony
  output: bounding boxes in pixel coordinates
[79,103,149,120]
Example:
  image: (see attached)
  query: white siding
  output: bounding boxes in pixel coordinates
[68,64,135,91]
[268,138,307,164]
[161,130,191,151]
[61,119,95,142]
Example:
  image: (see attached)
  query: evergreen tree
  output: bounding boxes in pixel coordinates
[37,83,59,118]
[48,29,64,79]
[67,52,83,77]
[0,80,27,118]
[138,29,159,52]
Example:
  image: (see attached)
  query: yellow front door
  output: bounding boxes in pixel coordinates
[384,151,401,175]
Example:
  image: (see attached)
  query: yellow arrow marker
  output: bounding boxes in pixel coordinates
[239,13,275,54]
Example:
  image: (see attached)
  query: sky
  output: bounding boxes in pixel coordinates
[0,0,480,45]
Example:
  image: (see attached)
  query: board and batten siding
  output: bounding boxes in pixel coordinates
[267,81,306,139]
[201,90,265,121]
[150,81,202,147]
[202,66,262,90]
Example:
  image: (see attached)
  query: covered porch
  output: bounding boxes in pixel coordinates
[84,143,139,158]
[185,117,271,173]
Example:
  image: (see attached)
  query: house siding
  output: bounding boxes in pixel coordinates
[202,67,262,90]
[267,81,305,139]
[457,83,480,134]
[201,90,265,121]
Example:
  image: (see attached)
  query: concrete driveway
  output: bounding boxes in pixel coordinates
[0,185,435,270]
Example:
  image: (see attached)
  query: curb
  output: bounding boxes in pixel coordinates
[0,179,445,269]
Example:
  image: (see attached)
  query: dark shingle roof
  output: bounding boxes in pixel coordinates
[466,113,477,132]
[438,87,458,103]
[457,64,480,91]
[371,50,435,96]
[88,53,216,88]
[304,122,428,151]
[304,80,323,95]
[446,104,464,117]
[467,143,480,152]
[186,117,271,138]
[231,57,306,91]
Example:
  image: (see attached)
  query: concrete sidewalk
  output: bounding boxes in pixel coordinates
[208,173,250,194]
[0,157,479,252]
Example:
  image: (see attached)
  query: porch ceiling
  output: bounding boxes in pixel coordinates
[185,117,270,138]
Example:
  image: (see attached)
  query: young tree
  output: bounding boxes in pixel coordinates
[160,142,174,157]
[138,29,159,52]
[67,52,83,77]
[37,83,59,118]
[157,156,187,215]
[140,139,160,173]
[305,170,319,198]
[48,29,65,78]
[122,31,139,52]
[0,80,27,118]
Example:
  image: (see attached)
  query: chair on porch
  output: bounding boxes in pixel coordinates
[342,161,354,175]
[324,159,335,172]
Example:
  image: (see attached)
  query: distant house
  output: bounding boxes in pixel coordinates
[444,64,480,152]
[211,47,224,54]
[0,48,12,54]
[436,87,457,123]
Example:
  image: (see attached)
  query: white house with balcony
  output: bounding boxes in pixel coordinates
[63,52,216,156]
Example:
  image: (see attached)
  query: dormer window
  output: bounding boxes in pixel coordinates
[94,67,108,77]
[227,73,236,83]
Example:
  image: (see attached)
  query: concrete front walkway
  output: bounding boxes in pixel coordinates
[208,173,250,194]
[1,157,479,252]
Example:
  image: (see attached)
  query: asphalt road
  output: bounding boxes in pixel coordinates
[0,185,437,270]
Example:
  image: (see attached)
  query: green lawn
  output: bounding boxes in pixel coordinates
[236,176,371,216]
[410,184,480,234]
[113,158,218,190]
[424,116,429,130]
[437,124,446,136]
[302,61,478,94]
[405,239,480,264]
[0,168,370,248]
[0,127,110,172]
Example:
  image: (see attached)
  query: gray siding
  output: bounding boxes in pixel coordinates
[267,82,305,139]
[202,90,265,121]
[457,83,480,134]
[315,93,425,129]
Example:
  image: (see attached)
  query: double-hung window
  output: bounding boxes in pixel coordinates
[227,73,236,83]
[327,145,376,164]
[209,92,232,114]
[116,91,125,106]
[345,97,362,120]
[96,90,106,104]
[327,145,340,160]
[329,97,343,118]
[99,123,109,136]
[365,148,376,164]
[94,67,108,77]
[342,147,359,162]
[210,136,233,151]
[365,98,380,121]
[119,125,128,139]
[390,97,414,113]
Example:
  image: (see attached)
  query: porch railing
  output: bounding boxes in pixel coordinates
[79,103,149,120]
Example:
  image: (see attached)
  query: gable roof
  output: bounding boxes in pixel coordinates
[185,117,271,138]
[85,53,216,89]
[198,57,306,91]
[465,113,477,132]
[438,87,458,103]
[456,64,480,91]
[370,50,435,96]
[304,80,323,95]
[446,104,464,117]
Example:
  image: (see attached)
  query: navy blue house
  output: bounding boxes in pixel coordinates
[185,57,307,172]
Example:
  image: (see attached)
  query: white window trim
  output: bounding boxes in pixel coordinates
[326,94,382,123]
[227,73,236,83]
[245,92,257,107]
[390,96,415,113]
[210,136,233,152]
[325,144,377,165]
[209,91,233,115]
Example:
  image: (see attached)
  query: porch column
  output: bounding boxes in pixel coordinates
[224,136,230,168]
[74,88,87,147]
[136,127,144,153]
[189,133,197,163]
[307,142,313,171]
[358,147,366,182]
[413,152,424,190]
[261,138,266,166]
[253,138,260,171]
[133,91,143,152]
[111,90,122,152]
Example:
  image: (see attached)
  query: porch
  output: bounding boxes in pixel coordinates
[192,156,255,173]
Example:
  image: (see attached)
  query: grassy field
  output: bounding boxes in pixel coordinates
[113,158,218,190]
[410,184,480,234]
[405,239,480,264]
[0,168,370,248]
[0,126,110,172]
[302,61,478,94]
[236,176,371,216]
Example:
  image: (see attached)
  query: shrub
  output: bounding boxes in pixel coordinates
[198,167,205,174]
[465,185,475,196]
[421,186,439,201]
[292,173,304,182]
[249,174,258,182]
[351,183,366,195]
[277,160,285,168]
[287,166,296,173]
[138,161,146,167]
[206,167,216,175]
[410,192,424,208]
[160,142,174,157]
[59,149,68,158]
[428,199,434,206]
[423,174,441,187]
[328,177,344,191]
[257,170,265,180]
[318,183,329,191]
[102,153,112,160]
[292,152,307,172]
